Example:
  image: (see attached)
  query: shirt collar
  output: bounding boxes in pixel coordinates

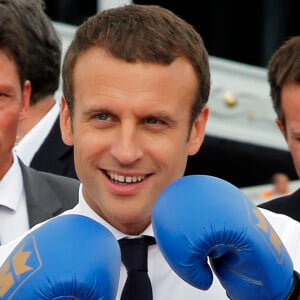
[0,153,24,211]
[75,183,154,240]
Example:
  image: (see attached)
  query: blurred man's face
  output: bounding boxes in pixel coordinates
[273,173,289,195]
[0,50,29,179]
[276,81,300,177]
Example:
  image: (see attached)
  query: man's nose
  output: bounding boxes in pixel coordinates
[110,123,143,165]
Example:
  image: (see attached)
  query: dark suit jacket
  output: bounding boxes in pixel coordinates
[259,188,300,222]
[19,159,80,228]
[30,116,78,179]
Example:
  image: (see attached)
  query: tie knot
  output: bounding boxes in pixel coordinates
[119,236,155,272]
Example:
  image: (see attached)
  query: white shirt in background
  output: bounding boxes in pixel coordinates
[0,152,28,244]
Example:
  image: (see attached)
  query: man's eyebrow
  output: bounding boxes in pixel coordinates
[0,83,16,92]
[82,107,111,115]
[290,130,300,136]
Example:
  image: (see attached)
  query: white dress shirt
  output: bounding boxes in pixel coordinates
[1,184,300,299]
[0,153,29,244]
[62,186,228,299]
[14,101,59,166]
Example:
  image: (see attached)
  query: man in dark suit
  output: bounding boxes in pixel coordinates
[0,2,79,245]
[259,36,300,221]
[5,0,77,179]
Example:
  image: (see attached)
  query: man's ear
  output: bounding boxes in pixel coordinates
[276,118,287,141]
[60,96,74,146]
[188,105,209,155]
[18,80,31,121]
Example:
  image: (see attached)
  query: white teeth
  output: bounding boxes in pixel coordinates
[125,177,132,183]
[107,172,145,183]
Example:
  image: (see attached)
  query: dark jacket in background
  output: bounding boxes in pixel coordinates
[259,188,300,222]
[30,116,78,179]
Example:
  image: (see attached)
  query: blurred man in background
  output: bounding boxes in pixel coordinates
[7,0,77,179]
[259,36,300,222]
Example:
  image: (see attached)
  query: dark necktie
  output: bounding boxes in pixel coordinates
[119,236,156,300]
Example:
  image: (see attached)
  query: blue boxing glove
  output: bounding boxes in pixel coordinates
[0,214,120,300]
[152,175,295,300]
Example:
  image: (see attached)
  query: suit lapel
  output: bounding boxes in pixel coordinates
[19,159,63,227]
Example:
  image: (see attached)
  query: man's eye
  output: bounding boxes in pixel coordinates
[0,92,10,101]
[96,113,110,121]
[145,117,159,124]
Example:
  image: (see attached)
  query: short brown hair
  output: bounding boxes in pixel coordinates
[268,36,300,126]
[0,0,62,105]
[0,5,28,87]
[62,4,210,126]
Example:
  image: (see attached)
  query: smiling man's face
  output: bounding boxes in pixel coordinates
[60,47,208,234]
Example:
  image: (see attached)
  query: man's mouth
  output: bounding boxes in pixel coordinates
[106,171,146,184]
